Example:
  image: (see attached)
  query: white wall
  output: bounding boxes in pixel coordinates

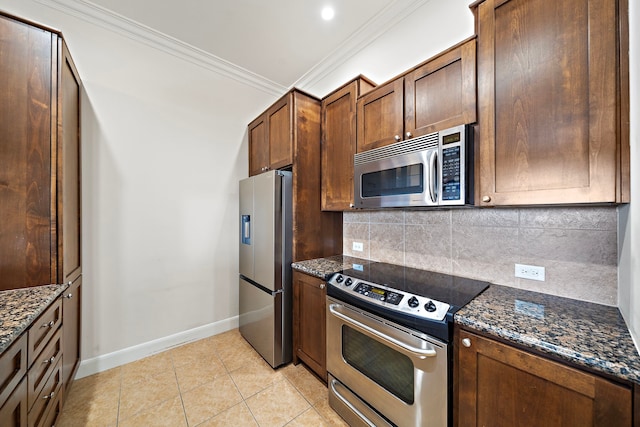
[618,1,639,348]
[0,0,277,374]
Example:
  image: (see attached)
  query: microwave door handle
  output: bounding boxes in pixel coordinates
[429,150,438,203]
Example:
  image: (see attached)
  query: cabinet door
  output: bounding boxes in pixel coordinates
[356,78,404,152]
[0,377,27,427]
[62,276,81,396]
[58,41,82,285]
[456,329,632,426]
[248,113,268,176]
[0,15,54,289]
[267,94,292,170]
[476,0,622,205]
[292,271,327,380]
[321,78,375,211]
[405,38,476,137]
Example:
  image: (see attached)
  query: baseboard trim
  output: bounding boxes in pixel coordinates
[75,316,239,379]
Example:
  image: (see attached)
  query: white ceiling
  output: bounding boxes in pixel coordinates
[63,0,431,91]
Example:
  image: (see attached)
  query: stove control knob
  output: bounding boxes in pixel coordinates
[335,275,344,283]
[424,301,437,312]
[345,278,353,287]
[408,297,419,308]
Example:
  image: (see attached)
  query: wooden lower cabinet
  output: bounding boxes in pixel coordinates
[0,377,27,427]
[292,271,327,380]
[62,276,82,396]
[455,327,633,426]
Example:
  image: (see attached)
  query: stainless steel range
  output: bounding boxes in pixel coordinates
[326,262,489,427]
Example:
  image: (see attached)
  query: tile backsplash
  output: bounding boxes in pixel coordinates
[343,207,618,306]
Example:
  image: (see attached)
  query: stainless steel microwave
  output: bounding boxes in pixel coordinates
[354,124,473,208]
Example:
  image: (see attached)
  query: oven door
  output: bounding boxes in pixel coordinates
[326,297,448,427]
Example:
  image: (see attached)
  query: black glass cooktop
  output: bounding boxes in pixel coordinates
[338,261,489,311]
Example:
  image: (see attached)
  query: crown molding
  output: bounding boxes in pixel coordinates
[292,0,433,90]
[35,0,430,97]
[35,0,288,96]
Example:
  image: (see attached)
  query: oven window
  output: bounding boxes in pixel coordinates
[361,163,423,198]
[342,325,414,404]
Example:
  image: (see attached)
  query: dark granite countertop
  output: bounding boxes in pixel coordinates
[455,284,640,385]
[0,284,68,355]
[291,255,371,280]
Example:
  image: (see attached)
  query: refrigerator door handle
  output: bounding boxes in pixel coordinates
[239,274,283,295]
[241,215,251,244]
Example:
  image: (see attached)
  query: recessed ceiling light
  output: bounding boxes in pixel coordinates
[321,6,335,21]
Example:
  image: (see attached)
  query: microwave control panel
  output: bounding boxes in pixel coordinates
[439,124,469,205]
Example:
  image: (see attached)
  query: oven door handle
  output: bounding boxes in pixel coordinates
[329,304,437,358]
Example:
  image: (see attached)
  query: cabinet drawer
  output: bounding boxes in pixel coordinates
[0,376,27,427]
[37,385,61,427]
[27,359,61,427]
[27,300,62,368]
[27,329,62,411]
[0,334,27,408]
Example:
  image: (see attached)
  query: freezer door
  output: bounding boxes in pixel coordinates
[239,176,254,279]
[253,172,278,291]
[239,277,284,368]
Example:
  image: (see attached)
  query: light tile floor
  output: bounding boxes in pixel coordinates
[57,329,349,426]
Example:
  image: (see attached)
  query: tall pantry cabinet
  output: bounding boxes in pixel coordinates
[0,12,82,400]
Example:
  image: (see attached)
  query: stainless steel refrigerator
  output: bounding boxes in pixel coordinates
[239,170,293,368]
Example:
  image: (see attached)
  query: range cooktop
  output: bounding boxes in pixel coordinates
[327,261,490,342]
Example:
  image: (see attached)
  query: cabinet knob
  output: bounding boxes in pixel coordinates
[462,338,471,348]
[405,131,412,138]
[394,135,401,142]
[482,196,491,203]
[349,203,355,209]
[320,284,325,289]
[42,320,55,329]
[42,356,55,365]
[64,293,73,299]
[42,391,55,400]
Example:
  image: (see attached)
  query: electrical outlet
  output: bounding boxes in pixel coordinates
[515,263,545,281]
[352,241,364,252]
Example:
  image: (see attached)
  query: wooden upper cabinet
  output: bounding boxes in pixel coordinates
[356,37,478,153]
[267,95,292,170]
[455,328,633,426]
[473,0,629,205]
[356,78,403,152]
[248,91,294,176]
[248,114,268,176]
[321,76,376,211]
[0,13,82,291]
[405,38,476,138]
[58,41,82,285]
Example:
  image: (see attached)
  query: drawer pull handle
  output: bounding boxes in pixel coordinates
[42,356,56,364]
[43,391,55,400]
[42,320,55,329]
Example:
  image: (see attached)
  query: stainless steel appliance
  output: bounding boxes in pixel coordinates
[354,124,473,208]
[326,262,489,427]
[239,170,292,368]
